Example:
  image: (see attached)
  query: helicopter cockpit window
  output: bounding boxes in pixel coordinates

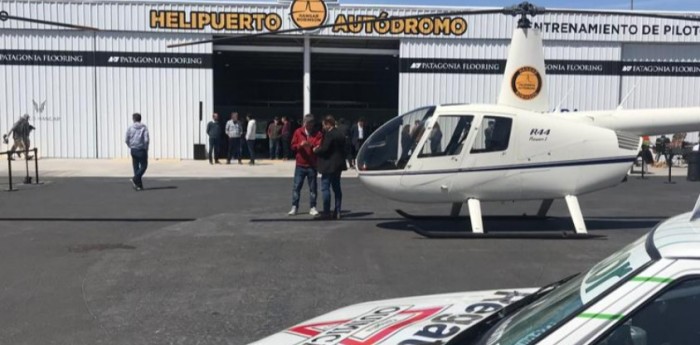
[470,116,513,153]
[356,107,435,171]
[418,115,474,158]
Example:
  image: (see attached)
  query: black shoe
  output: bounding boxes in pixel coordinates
[238,159,242,164]
[333,210,341,220]
[209,161,213,165]
[249,161,255,165]
[314,213,332,220]
[130,178,139,190]
[215,161,221,164]
[226,160,231,165]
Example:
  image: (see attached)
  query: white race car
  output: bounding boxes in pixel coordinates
[251,205,700,345]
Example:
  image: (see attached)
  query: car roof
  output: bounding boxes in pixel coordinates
[651,212,700,260]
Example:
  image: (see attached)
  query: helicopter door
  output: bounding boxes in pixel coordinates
[400,115,475,197]
[457,115,519,200]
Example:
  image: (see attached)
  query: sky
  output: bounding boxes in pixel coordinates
[251,0,700,11]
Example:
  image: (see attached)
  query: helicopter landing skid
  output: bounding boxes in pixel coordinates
[409,225,605,240]
[395,209,550,221]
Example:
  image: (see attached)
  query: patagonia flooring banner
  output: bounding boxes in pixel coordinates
[0,50,212,69]
[401,58,700,77]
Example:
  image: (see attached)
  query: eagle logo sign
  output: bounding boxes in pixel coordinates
[33,100,47,114]
[290,0,328,30]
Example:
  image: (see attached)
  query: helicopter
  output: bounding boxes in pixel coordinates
[168,2,700,238]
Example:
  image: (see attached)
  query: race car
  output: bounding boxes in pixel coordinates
[251,201,700,345]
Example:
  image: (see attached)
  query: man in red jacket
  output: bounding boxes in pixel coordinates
[289,114,323,216]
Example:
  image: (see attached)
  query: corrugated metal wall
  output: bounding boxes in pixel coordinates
[399,39,622,113]
[95,33,212,159]
[399,39,508,113]
[1,30,97,158]
[621,43,700,108]
[545,41,621,111]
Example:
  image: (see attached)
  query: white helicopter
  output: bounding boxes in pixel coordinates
[351,4,700,239]
[171,2,700,238]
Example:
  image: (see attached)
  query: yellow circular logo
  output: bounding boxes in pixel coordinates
[291,0,328,30]
[511,66,542,100]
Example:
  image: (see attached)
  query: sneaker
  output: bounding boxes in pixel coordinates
[309,207,319,216]
[288,206,298,216]
[130,178,138,190]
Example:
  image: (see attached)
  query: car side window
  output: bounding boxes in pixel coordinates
[470,116,512,153]
[594,278,700,345]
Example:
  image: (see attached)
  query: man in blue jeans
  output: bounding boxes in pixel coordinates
[125,113,150,191]
[289,115,323,216]
[313,116,348,220]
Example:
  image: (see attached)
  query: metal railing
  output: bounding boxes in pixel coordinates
[0,148,40,191]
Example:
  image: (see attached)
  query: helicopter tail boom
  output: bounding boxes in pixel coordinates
[578,107,700,137]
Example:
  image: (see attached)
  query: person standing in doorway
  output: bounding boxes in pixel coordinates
[125,113,149,191]
[350,117,368,168]
[245,113,257,165]
[289,114,323,216]
[267,116,283,160]
[280,116,292,160]
[207,113,222,164]
[225,112,243,164]
[314,116,347,220]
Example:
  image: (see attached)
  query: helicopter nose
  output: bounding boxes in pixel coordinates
[358,174,398,200]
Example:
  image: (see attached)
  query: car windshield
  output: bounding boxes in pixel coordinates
[356,106,435,171]
[478,235,652,345]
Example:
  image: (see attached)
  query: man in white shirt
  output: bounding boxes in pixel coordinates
[225,112,243,164]
[245,113,257,165]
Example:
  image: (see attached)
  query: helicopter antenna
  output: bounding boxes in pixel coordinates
[0,10,99,31]
[617,84,638,110]
[554,87,575,113]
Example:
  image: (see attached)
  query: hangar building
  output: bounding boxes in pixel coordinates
[2,0,700,159]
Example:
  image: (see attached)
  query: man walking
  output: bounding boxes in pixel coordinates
[125,113,149,191]
[289,114,323,216]
[225,112,243,164]
[245,113,257,165]
[207,113,222,164]
[314,116,347,220]
[3,114,35,160]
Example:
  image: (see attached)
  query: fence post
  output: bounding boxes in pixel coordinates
[34,148,39,184]
[6,153,13,191]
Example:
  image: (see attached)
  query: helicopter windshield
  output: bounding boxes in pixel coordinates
[356,107,435,171]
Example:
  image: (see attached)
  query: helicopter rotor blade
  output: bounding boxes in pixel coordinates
[167,8,504,48]
[545,9,700,23]
[0,10,100,31]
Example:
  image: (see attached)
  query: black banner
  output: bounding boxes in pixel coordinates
[0,50,212,69]
[401,58,700,77]
[400,59,504,74]
[0,50,93,66]
[620,61,700,77]
[95,52,211,69]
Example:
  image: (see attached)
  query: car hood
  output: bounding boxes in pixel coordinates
[249,288,537,345]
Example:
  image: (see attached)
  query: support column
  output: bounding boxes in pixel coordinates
[303,35,311,116]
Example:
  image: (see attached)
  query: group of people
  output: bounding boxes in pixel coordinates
[207,112,258,165]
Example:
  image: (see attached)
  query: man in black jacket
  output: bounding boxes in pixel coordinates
[313,116,347,220]
[207,113,222,164]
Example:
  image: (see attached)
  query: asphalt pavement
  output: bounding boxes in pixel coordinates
[0,175,698,345]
